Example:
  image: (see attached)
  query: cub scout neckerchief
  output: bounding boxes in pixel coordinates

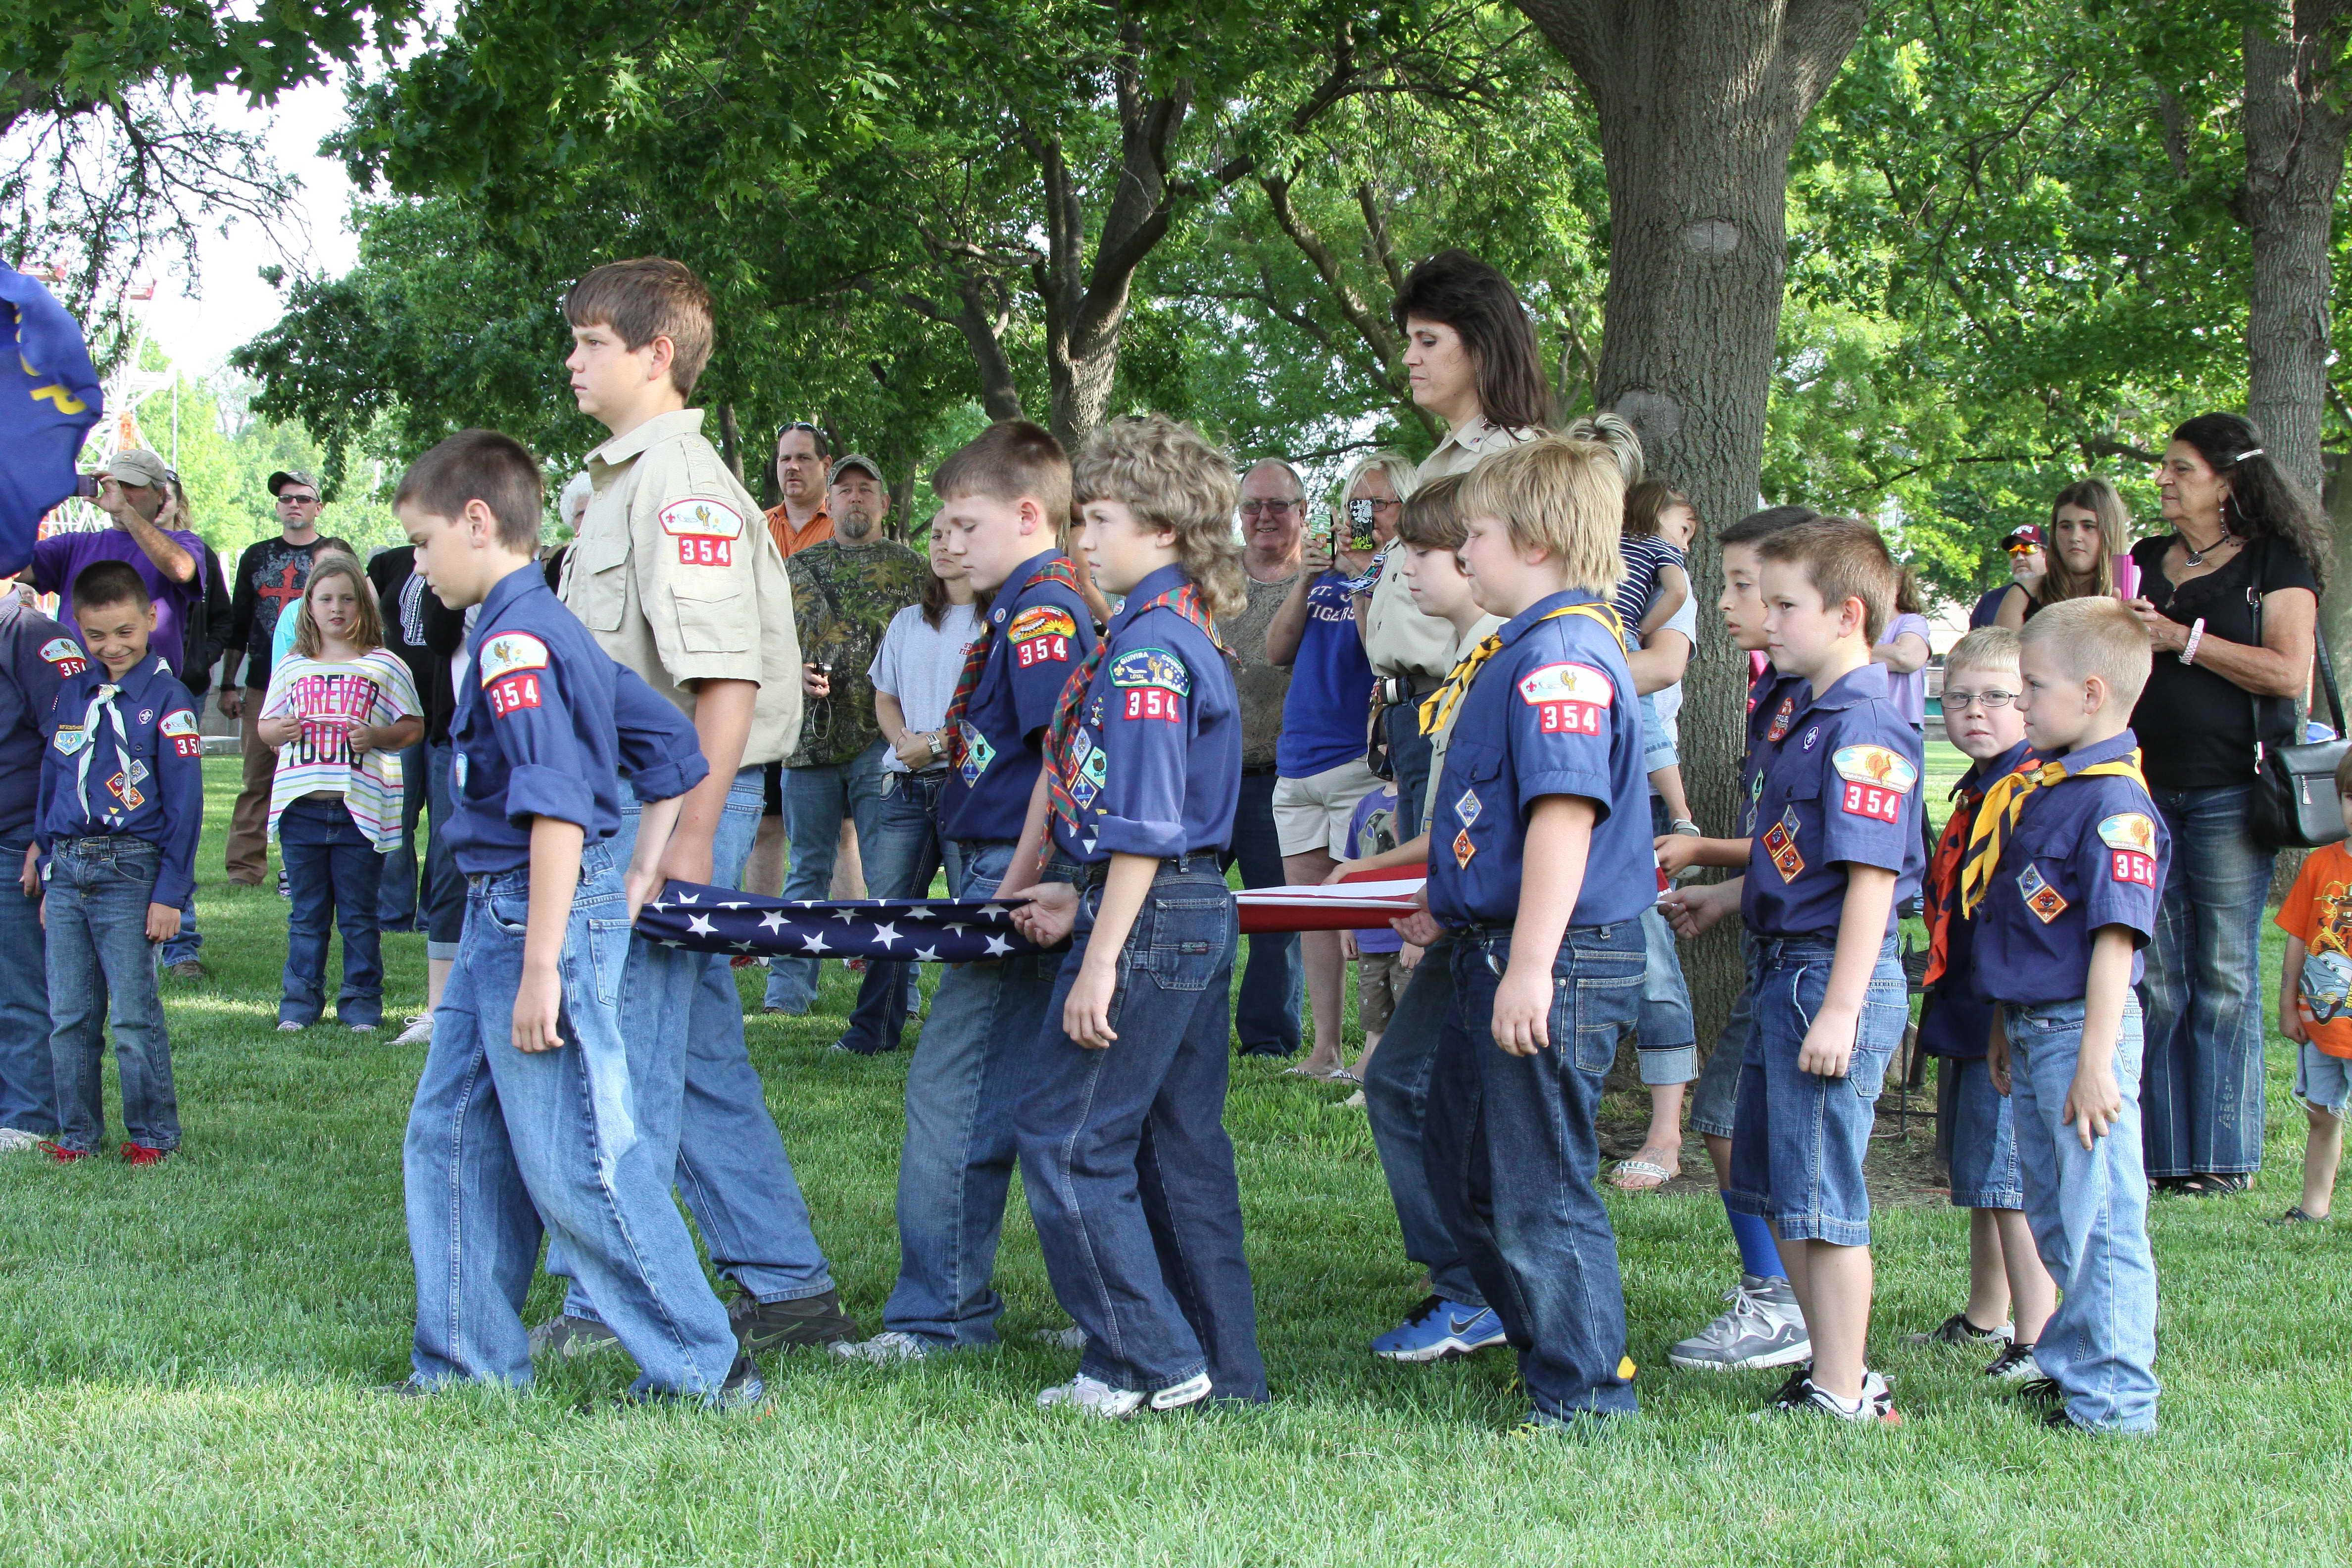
[1923,752,2036,986]
[944,554,1085,772]
[1044,580,1227,841]
[67,678,136,824]
[1417,600,1627,740]
[1957,748,2148,918]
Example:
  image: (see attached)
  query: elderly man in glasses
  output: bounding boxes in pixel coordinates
[218,470,332,885]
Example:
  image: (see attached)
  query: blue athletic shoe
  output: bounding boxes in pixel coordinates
[1371,1295,1507,1362]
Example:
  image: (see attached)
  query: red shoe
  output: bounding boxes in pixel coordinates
[41,1141,90,1164]
[120,1143,171,1167]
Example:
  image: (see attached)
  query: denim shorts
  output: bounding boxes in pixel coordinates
[1935,1054,2021,1209]
[2296,1044,2352,1116]
[1724,935,1907,1246]
[1687,934,1758,1140]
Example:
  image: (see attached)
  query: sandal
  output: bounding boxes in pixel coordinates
[1609,1146,1681,1191]
[2151,1175,2195,1196]
[2182,1172,2252,1197]
[2267,1205,2325,1225]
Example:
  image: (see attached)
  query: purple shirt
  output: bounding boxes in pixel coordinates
[1876,611,1932,728]
[29,526,205,676]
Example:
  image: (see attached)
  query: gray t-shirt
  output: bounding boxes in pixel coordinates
[1225,569,1299,769]
[867,600,983,773]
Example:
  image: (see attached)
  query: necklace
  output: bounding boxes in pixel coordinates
[2179,526,2236,567]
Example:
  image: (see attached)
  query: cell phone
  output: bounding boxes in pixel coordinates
[1345,497,1377,553]
[75,473,100,500]
[2111,554,2141,601]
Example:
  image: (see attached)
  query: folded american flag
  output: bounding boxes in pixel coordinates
[636,882,1051,961]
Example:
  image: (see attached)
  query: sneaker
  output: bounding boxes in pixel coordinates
[1983,1341,2041,1380]
[830,1330,932,1364]
[349,1024,377,1034]
[2017,1376,2066,1408]
[1667,1274,1812,1371]
[618,1355,767,1411]
[527,1315,622,1359]
[1767,1370,1901,1425]
[1036,1371,1211,1419]
[391,1014,435,1047]
[1764,1361,1814,1409]
[1030,1325,1087,1351]
[41,1141,92,1164]
[1371,1295,1509,1363]
[120,1143,170,1166]
[277,1021,303,1032]
[728,1288,859,1353]
[0,1127,46,1154]
[1907,1311,2012,1347]
[165,960,207,981]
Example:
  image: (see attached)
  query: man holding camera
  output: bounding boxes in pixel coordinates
[22,448,202,675]
[765,455,927,1021]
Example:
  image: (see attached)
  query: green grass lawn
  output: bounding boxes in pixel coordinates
[4,755,2350,1566]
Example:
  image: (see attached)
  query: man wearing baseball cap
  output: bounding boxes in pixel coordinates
[217,469,329,884]
[17,448,204,674]
[1968,522,2044,629]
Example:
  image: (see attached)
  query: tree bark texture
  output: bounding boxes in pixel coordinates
[1513,0,1870,1036]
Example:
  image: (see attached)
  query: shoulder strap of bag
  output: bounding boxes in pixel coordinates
[2244,539,2347,756]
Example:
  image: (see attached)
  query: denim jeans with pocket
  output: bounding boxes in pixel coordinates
[46,837,178,1153]
[1361,937,1483,1307]
[837,769,962,1054]
[766,740,890,1013]
[1423,923,1644,1421]
[0,835,56,1133]
[1017,861,1266,1400]
[2004,995,2159,1432]
[278,795,386,1028]
[882,839,1065,1347]
[1222,770,1301,1055]
[1937,1054,2022,1210]
[403,844,739,1396]
[376,738,428,929]
[1687,934,1758,1141]
[2140,783,2273,1178]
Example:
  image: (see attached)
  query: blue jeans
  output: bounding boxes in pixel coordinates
[157,886,201,969]
[2141,783,2273,1177]
[0,836,56,1133]
[558,766,836,1319]
[1017,862,1266,1400]
[45,837,178,1153]
[1937,1054,2022,1210]
[1424,924,1644,1420]
[377,738,428,929]
[1223,771,1300,1055]
[403,845,738,1395]
[837,770,963,1054]
[1726,936,1908,1246]
[1634,905,1696,1082]
[882,839,1065,1347]
[278,796,386,1028]
[1688,936,1758,1140]
[1361,938,1483,1306]
[2005,996,2160,1432]
[422,741,465,961]
[766,740,891,1013]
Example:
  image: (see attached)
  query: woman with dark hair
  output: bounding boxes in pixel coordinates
[1996,478,2133,628]
[2125,413,2332,1195]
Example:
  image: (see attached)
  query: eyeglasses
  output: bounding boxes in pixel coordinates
[1238,499,1301,517]
[278,493,319,506]
[1357,496,1400,513]
[1943,688,2017,710]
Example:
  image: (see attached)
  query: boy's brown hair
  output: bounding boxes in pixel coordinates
[395,430,546,554]
[1395,472,1470,552]
[1455,435,1626,591]
[561,257,715,397]
[1074,415,1246,622]
[292,553,385,659]
[2018,596,2154,710]
[932,419,1073,531]
[70,559,149,616]
[1755,517,1899,643]
[1943,626,2019,680]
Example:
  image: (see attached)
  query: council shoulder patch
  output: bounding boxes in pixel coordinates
[656,497,744,539]
[158,710,198,737]
[479,632,551,686]
[159,708,202,756]
[2097,812,2156,856]
[1109,647,1189,694]
[1009,605,1078,643]
[38,637,87,676]
[1517,660,1612,737]
[1831,744,1918,794]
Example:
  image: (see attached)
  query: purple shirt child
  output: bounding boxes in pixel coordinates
[1347,783,1403,955]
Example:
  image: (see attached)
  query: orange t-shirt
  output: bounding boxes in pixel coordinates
[765,503,832,559]
[2275,841,2352,1058]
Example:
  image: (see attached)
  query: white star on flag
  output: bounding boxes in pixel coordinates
[872,923,899,949]
[915,946,940,962]
[983,933,1013,956]
[760,911,787,932]
[831,908,858,922]
[906,907,936,921]
[977,904,1007,918]
[801,931,831,954]
[687,914,715,936]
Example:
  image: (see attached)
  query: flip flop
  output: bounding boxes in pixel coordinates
[1610,1157,1676,1191]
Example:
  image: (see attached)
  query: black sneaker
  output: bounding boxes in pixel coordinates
[1764,1361,1814,1410]
[2041,1403,2085,1431]
[1982,1341,2041,1380]
[615,1354,767,1410]
[1907,1311,2012,1347]
[2017,1376,2066,1408]
[728,1287,859,1352]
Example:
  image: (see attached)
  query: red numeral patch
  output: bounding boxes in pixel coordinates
[2111,850,2156,886]
[171,736,202,757]
[675,535,733,568]
[489,674,542,717]
[1016,635,1069,667]
[1534,701,1603,735]
[1122,687,1181,722]
[1840,782,1903,823]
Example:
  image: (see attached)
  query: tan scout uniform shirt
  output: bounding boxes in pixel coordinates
[1360,419,1542,684]
[561,408,804,768]
[1424,612,1508,817]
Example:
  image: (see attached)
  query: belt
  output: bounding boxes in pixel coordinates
[1073,851,1220,892]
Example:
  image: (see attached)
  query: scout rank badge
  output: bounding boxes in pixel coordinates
[479,631,549,719]
[1832,743,1918,824]
[2017,863,2068,923]
[105,770,143,811]
[1765,693,1796,744]
[658,497,744,568]
[1516,660,1612,735]
[1453,828,1476,869]
[1110,646,1187,722]
[39,637,88,678]
[1010,604,1078,669]
[159,710,202,758]
[1763,806,1805,883]
[1065,729,1107,810]
[956,721,995,786]
[2098,812,2158,886]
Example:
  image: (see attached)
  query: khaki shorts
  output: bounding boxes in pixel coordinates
[1273,759,1383,858]
[1357,950,1406,1037]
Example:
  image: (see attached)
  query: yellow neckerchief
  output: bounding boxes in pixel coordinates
[1418,599,1626,739]
[1957,747,2149,917]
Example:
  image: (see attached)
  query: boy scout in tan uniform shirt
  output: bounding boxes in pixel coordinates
[562,407,803,761]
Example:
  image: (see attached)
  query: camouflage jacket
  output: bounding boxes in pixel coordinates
[784,537,929,767]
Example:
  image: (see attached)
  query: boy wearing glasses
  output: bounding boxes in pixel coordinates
[218,470,329,885]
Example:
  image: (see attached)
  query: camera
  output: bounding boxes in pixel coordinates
[1373,675,1413,707]
[1344,497,1378,552]
[75,472,100,500]
[810,661,833,676]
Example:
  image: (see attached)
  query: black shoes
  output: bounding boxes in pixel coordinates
[728,1288,860,1353]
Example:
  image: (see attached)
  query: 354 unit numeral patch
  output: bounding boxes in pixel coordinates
[1517,661,1612,737]
[488,674,542,717]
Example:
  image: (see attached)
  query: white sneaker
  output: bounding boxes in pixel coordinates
[0,1127,46,1154]
[830,1330,932,1364]
[1029,1325,1087,1351]
[392,1014,434,1047]
[1983,1341,2042,1381]
[1667,1274,1811,1371]
[276,1021,302,1032]
[1036,1371,1211,1419]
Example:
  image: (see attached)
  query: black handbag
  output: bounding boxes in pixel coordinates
[2250,611,2349,851]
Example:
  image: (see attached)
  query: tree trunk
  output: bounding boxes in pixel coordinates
[718,402,745,485]
[1514,0,1870,1035]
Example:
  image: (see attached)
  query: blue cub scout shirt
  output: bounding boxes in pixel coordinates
[1919,738,2035,1060]
[1741,662,1924,941]
[1050,564,1240,865]
[445,566,709,877]
[1426,590,1652,930]
[0,600,81,841]
[36,654,205,906]
[1742,666,1809,837]
[939,549,1098,844]
[1975,729,2166,1008]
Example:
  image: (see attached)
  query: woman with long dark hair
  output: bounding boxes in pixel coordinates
[1997,478,2133,627]
[2125,413,2331,1195]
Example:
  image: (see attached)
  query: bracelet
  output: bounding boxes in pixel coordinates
[2179,617,2205,665]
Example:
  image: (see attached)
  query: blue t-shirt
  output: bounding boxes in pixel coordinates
[0,600,80,841]
[1347,783,1403,954]
[1275,572,1373,778]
